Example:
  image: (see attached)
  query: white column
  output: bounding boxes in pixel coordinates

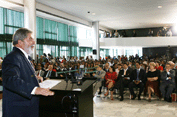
[24,0,36,60]
[92,21,100,60]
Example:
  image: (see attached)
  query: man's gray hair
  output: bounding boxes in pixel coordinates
[12,28,32,45]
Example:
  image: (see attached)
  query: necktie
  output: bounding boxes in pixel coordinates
[46,71,52,78]
[28,56,35,72]
[37,71,40,76]
[137,69,140,80]
[28,56,39,85]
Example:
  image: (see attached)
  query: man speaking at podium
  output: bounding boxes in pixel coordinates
[2,28,54,117]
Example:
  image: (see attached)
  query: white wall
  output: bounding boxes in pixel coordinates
[99,37,177,47]
[79,37,177,47]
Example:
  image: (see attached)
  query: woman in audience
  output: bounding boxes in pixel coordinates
[144,62,161,102]
[104,66,117,100]
[155,61,163,72]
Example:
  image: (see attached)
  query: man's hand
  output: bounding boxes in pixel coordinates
[166,68,170,72]
[36,75,43,82]
[92,73,95,76]
[168,77,172,79]
[35,87,54,96]
[148,78,152,81]
[60,74,63,77]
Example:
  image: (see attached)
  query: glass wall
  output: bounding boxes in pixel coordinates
[0,42,6,58]
[5,8,24,34]
[0,7,24,58]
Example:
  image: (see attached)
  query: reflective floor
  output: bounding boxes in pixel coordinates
[0,93,177,117]
[93,92,177,117]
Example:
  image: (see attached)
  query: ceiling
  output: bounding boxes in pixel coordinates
[36,0,177,30]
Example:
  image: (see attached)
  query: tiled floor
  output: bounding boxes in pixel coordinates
[0,93,177,117]
[93,93,177,117]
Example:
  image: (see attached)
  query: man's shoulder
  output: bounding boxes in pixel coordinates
[3,48,23,64]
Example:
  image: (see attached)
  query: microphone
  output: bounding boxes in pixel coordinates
[64,72,68,83]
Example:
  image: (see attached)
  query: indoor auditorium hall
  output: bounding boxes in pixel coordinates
[0,0,177,117]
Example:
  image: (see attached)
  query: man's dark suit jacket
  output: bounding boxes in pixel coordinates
[2,47,39,117]
[130,69,146,84]
[160,70,175,86]
[117,68,132,81]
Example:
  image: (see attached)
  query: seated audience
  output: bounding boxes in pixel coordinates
[160,63,175,102]
[144,62,161,102]
[114,62,132,101]
[104,66,117,100]
[92,65,106,96]
[129,62,146,100]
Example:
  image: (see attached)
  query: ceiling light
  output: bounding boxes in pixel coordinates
[92,13,96,15]
[158,6,162,8]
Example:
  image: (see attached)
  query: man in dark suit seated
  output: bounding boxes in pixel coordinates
[129,62,146,100]
[57,63,68,78]
[35,65,45,78]
[2,28,54,117]
[115,62,132,101]
[44,64,57,79]
[160,62,175,102]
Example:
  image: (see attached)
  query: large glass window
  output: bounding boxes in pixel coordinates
[0,42,6,58]
[79,47,93,58]
[60,46,69,58]
[36,44,43,56]
[4,9,24,34]
[44,19,57,40]
[36,17,44,39]
[69,26,77,42]
[58,22,68,41]
[0,7,4,34]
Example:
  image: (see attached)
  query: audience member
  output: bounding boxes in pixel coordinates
[93,65,106,96]
[114,30,119,37]
[104,66,117,100]
[114,62,132,101]
[144,62,161,102]
[155,61,163,72]
[35,65,45,78]
[129,62,146,100]
[148,29,153,36]
[132,30,137,37]
[166,29,172,37]
[160,63,175,102]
